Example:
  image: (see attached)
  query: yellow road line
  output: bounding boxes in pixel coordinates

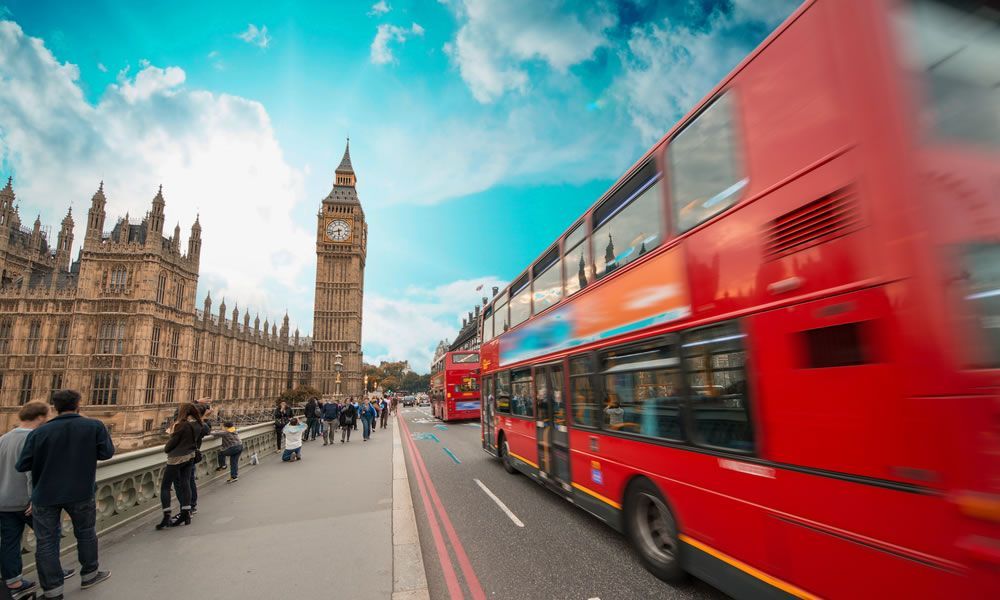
[571,482,622,510]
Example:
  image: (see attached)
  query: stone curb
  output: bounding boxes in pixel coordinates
[392,412,430,600]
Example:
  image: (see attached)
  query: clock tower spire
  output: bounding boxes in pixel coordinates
[312,138,367,397]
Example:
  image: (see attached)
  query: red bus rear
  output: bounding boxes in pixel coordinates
[431,350,481,422]
[479,1,999,598]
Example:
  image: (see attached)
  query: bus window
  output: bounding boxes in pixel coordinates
[510,369,534,417]
[682,322,754,453]
[569,356,600,428]
[532,246,563,314]
[452,352,480,364]
[497,371,511,414]
[669,91,747,232]
[601,341,684,440]
[593,178,663,279]
[563,229,590,297]
[495,296,510,334]
[482,306,494,343]
[509,275,531,328]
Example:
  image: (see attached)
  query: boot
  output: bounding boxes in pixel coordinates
[169,509,192,527]
[155,511,172,530]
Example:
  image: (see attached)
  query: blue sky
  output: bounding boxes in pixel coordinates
[0,0,798,371]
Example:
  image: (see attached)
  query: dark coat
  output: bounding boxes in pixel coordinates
[164,420,202,458]
[15,413,115,506]
[273,406,293,430]
[305,399,319,420]
[321,402,340,421]
[339,404,356,427]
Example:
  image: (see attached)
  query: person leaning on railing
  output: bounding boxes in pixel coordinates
[156,403,203,530]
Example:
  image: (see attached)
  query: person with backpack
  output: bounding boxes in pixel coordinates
[304,397,319,442]
[321,400,340,446]
[339,401,356,443]
[379,398,390,429]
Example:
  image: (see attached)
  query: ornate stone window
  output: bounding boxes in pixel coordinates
[155,272,166,303]
[165,374,176,403]
[110,266,128,292]
[174,280,185,309]
[26,320,41,354]
[97,319,125,355]
[18,373,33,405]
[169,328,180,359]
[0,318,13,354]
[92,372,119,405]
[55,320,70,355]
[144,372,157,404]
[150,325,161,356]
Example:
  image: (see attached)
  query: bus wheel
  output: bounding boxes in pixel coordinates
[625,479,684,582]
[500,436,517,474]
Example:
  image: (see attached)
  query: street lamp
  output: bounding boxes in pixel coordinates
[334,352,343,399]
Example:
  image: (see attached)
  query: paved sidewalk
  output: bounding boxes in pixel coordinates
[54,425,397,599]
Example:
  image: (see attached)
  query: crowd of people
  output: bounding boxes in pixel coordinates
[0,389,395,599]
[272,396,393,462]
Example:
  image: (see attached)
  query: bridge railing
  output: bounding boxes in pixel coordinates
[20,420,279,555]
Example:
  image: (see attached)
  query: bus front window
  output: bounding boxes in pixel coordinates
[896,0,1000,147]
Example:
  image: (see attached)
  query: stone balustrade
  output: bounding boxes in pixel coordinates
[21,420,278,555]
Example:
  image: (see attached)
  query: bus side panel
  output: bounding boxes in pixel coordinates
[500,415,538,468]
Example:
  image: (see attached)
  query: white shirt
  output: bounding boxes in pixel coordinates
[283,424,306,449]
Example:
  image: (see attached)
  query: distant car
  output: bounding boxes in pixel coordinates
[402,396,416,406]
[418,396,430,407]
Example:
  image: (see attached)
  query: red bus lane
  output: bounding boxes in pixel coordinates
[399,413,486,600]
[477,1,1000,598]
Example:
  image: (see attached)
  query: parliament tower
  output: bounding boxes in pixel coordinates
[312,140,367,397]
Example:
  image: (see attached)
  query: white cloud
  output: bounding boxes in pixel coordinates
[97,62,107,72]
[237,23,271,49]
[0,6,10,19]
[370,22,424,66]
[0,20,310,326]
[207,50,224,71]
[363,276,504,371]
[441,0,616,103]
[368,1,390,17]
[616,1,799,142]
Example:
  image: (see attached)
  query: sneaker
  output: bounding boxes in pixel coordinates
[6,579,35,593]
[226,477,238,483]
[215,466,226,472]
[63,568,76,578]
[80,570,111,589]
[190,507,198,515]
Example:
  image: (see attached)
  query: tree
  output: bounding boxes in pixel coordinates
[278,385,321,406]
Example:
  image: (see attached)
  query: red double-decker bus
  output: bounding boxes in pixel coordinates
[430,350,481,421]
[480,1,999,598]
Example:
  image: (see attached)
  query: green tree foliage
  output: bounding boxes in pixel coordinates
[362,361,431,393]
[278,384,321,406]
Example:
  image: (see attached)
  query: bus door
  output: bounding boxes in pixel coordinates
[535,364,571,491]
[482,376,497,455]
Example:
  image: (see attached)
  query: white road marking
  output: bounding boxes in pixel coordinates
[474,478,525,528]
[466,423,480,428]
[588,597,601,600]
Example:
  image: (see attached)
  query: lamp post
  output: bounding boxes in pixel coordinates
[334,352,343,399]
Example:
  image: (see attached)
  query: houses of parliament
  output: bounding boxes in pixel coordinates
[0,142,367,449]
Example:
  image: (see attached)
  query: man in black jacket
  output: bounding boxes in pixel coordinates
[16,390,114,598]
[304,398,319,442]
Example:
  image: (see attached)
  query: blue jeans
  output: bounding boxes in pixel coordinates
[33,499,99,597]
[281,447,301,461]
[362,417,372,439]
[217,445,243,478]
[0,510,31,585]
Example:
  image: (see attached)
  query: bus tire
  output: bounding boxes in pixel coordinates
[624,478,685,583]
[500,434,517,474]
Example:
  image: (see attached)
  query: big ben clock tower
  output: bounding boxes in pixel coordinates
[313,139,367,397]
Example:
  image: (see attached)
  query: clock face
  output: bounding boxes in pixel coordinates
[325,219,351,242]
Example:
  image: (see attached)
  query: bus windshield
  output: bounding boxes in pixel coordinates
[895,0,1000,147]
[452,352,480,364]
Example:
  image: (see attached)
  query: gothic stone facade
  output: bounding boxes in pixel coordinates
[0,177,311,449]
[312,142,367,398]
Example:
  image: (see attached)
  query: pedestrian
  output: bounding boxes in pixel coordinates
[15,390,114,597]
[321,400,340,446]
[352,398,360,431]
[379,397,390,429]
[178,400,212,516]
[340,402,356,443]
[0,401,52,596]
[157,403,203,530]
[282,418,307,462]
[360,400,374,442]
[273,401,292,451]
[212,421,243,482]
[304,397,319,442]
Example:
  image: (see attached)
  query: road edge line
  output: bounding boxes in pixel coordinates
[393,412,431,600]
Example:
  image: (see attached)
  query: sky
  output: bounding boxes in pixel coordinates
[0,0,799,373]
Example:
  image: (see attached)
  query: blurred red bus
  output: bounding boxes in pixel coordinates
[430,350,481,421]
[479,0,999,597]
